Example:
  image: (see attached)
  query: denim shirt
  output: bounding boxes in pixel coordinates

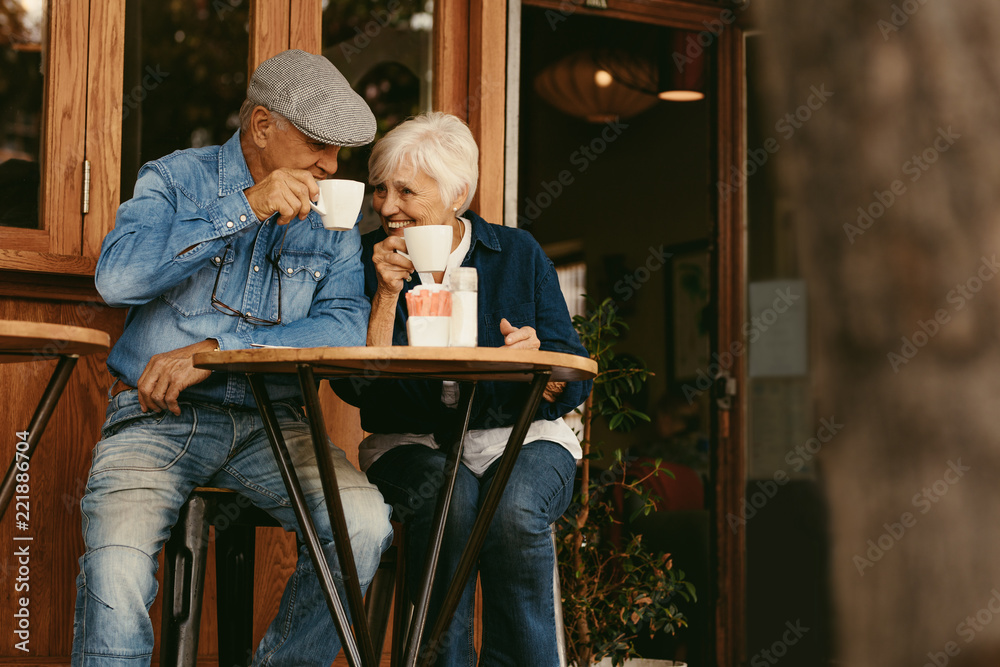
[334,213,592,432]
[96,130,369,407]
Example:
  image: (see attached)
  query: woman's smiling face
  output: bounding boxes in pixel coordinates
[372,164,454,237]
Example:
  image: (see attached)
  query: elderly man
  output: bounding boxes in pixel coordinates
[72,50,392,666]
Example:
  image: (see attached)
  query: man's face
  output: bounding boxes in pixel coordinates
[259,117,341,180]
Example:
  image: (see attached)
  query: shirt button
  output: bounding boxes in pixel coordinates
[240,214,247,222]
[213,257,221,264]
[314,271,321,278]
[226,221,234,228]
[286,268,293,275]
[245,312,252,317]
[253,265,260,272]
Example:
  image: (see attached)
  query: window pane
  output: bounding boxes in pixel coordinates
[0,0,44,229]
[321,0,433,233]
[120,0,250,201]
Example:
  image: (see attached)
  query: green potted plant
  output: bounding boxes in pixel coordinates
[557,297,696,667]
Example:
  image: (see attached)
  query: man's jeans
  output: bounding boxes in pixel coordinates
[71,390,393,666]
[367,440,576,667]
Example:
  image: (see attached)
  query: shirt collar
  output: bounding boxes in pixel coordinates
[218,130,256,197]
[464,210,502,259]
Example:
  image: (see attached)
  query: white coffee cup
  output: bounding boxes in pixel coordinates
[407,315,451,346]
[399,225,453,273]
[310,179,365,230]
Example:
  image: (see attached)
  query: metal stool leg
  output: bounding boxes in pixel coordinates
[216,521,256,667]
[365,543,398,660]
[160,494,211,667]
[390,527,412,667]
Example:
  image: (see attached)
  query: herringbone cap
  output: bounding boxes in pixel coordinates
[247,49,376,147]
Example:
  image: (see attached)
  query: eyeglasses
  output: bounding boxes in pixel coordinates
[211,232,286,326]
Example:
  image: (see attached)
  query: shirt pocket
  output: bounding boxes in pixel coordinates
[159,250,234,317]
[482,301,536,348]
[275,249,331,322]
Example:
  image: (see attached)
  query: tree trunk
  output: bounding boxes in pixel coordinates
[757,2,1000,665]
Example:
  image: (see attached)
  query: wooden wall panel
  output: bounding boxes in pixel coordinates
[0,297,124,661]
[0,297,303,664]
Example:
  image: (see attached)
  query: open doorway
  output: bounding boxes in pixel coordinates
[516,5,716,664]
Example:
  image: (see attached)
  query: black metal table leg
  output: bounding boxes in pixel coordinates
[402,382,477,667]
[296,364,378,667]
[417,371,551,667]
[247,374,364,667]
[0,355,78,519]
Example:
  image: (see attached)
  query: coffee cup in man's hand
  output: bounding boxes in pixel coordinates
[310,179,365,230]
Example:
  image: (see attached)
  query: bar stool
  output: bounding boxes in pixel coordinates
[160,487,279,667]
[159,488,406,667]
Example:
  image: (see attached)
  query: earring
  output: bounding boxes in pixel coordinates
[452,206,458,212]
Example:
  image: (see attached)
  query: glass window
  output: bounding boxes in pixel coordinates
[0,0,45,229]
[321,0,433,234]
[120,0,250,201]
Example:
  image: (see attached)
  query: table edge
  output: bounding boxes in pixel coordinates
[193,346,597,378]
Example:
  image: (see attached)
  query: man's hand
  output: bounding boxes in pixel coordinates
[136,339,217,415]
[244,168,319,225]
[372,235,415,297]
[499,318,540,350]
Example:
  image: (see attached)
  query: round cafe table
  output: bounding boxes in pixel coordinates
[194,345,596,667]
[0,320,110,519]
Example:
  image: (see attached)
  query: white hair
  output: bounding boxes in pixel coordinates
[368,112,479,215]
[239,98,289,134]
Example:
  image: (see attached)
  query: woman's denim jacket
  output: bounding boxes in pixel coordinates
[335,212,593,433]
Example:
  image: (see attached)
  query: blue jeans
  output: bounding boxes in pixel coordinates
[367,440,576,667]
[71,390,393,666]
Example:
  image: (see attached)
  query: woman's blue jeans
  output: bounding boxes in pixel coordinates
[71,390,393,666]
[367,439,576,667]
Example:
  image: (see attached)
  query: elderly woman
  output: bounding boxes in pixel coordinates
[335,111,591,666]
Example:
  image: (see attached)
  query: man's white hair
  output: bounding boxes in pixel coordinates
[238,98,289,134]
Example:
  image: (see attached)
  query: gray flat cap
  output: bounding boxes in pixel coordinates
[247,49,376,147]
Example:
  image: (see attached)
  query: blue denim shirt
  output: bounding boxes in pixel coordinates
[334,213,592,432]
[96,131,369,407]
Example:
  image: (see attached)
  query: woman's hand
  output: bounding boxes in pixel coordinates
[499,318,540,350]
[499,319,565,402]
[368,235,414,346]
[372,235,414,296]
